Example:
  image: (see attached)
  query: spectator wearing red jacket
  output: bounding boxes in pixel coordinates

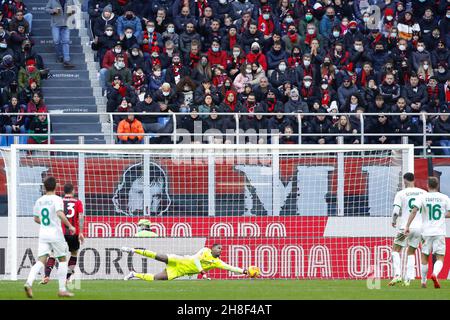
[207,38,228,69]
[246,42,268,72]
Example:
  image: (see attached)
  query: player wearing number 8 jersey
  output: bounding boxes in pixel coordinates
[41,183,84,284]
[24,177,76,298]
[389,173,426,287]
[406,177,450,289]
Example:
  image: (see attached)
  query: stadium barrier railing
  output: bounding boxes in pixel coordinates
[0,112,448,157]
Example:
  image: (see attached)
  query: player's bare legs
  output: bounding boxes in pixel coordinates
[403,246,417,286]
[56,256,74,297]
[420,252,429,288]
[389,243,403,286]
[430,254,444,289]
[24,255,48,298]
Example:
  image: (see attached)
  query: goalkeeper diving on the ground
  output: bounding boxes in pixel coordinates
[121,244,259,281]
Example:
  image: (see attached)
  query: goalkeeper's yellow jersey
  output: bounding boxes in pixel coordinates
[171,247,244,277]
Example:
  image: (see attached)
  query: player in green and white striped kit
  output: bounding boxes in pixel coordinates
[389,172,426,287]
[406,177,450,289]
[24,177,76,298]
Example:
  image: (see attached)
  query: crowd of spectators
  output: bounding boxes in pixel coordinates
[0,0,52,146]
[88,0,448,152]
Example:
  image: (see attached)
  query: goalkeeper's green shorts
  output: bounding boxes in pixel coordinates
[165,254,198,280]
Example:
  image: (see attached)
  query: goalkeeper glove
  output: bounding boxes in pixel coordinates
[200,270,210,280]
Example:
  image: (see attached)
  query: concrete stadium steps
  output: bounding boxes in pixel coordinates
[53,135,107,144]
[45,96,96,105]
[50,114,101,123]
[42,86,93,96]
[52,122,103,133]
[47,105,98,113]
[34,45,84,53]
[25,0,105,144]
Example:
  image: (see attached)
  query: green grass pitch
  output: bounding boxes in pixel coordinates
[0,280,449,300]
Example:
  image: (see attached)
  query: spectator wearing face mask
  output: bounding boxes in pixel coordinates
[295,53,317,86]
[299,8,320,37]
[318,79,338,109]
[284,87,309,113]
[122,26,139,50]
[117,10,143,42]
[127,44,145,72]
[233,63,253,93]
[92,25,119,65]
[325,25,344,51]
[207,38,228,69]
[153,82,180,112]
[411,40,431,71]
[299,75,319,108]
[18,59,40,89]
[161,23,179,48]
[100,41,129,92]
[269,61,294,89]
[226,45,246,80]
[106,54,132,88]
[141,20,163,55]
[246,42,268,72]
[416,59,433,84]
[92,5,117,38]
[257,6,276,41]
[319,6,340,38]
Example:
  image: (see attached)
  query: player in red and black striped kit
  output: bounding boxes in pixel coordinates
[41,183,85,284]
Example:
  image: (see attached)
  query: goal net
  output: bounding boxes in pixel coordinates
[1,144,414,280]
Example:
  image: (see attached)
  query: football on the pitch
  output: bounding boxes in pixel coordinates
[247,266,261,278]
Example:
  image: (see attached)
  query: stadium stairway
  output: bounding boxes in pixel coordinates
[25,0,109,144]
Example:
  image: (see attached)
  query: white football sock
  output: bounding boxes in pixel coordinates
[406,255,416,281]
[392,251,401,277]
[26,261,44,287]
[57,261,69,292]
[421,263,428,283]
[432,260,443,277]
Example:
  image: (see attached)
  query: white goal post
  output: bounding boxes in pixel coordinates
[2,144,414,281]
